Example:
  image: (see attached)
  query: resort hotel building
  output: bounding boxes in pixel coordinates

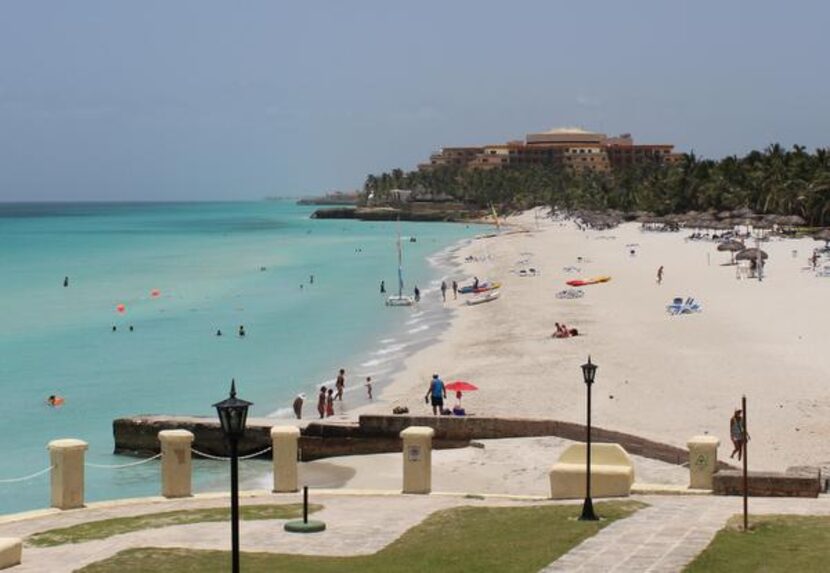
[419,127,681,174]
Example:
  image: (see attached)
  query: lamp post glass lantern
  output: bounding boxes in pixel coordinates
[213,379,253,573]
[579,357,599,521]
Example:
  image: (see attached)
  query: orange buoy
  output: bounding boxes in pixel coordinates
[116,303,126,313]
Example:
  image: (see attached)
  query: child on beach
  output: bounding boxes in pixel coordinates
[365,376,373,400]
[317,386,327,419]
[335,369,345,401]
[326,388,335,417]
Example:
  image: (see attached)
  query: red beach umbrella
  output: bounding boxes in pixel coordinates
[445,381,478,392]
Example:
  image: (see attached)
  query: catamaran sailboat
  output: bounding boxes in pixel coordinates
[386,220,415,306]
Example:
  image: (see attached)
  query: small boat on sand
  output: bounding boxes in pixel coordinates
[565,276,611,287]
[459,281,501,294]
[466,290,501,306]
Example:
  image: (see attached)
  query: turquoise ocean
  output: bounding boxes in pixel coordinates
[0,201,477,515]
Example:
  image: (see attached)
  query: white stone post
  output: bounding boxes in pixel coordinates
[159,430,194,498]
[688,435,720,489]
[48,439,88,510]
[400,426,434,494]
[271,426,300,493]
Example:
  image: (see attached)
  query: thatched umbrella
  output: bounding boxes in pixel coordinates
[731,207,756,219]
[735,247,769,261]
[814,228,830,246]
[780,214,806,227]
[718,240,745,264]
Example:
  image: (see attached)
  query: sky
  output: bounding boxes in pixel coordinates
[1,0,829,201]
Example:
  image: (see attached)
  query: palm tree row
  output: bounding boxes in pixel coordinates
[363,144,830,226]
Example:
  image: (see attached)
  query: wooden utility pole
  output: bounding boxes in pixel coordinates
[741,396,749,531]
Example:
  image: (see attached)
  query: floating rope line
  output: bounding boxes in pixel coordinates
[85,453,162,469]
[0,465,54,484]
[191,446,272,461]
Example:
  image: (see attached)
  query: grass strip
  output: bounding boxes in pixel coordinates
[29,503,320,547]
[79,500,643,573]
[686,514,830,572]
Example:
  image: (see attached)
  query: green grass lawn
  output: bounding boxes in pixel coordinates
[686,514,830,572]
[78,500,643,573]
[28,503,320,547]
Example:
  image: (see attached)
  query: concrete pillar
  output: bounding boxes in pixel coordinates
[400,426,434,494]
[159,429,194,498]
[48,439,88,510]
[271,426,300,493]
[688,435,720,489]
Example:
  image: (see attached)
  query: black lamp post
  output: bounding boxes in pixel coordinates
[213,379,253,573]
[579,356,599,521]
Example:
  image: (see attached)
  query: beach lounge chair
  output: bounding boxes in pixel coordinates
[666,297,684,315]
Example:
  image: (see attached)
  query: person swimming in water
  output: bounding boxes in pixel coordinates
[63,276,69,287]
[47,395,64,407]
[238,325,246,337]
[216,329,223,337]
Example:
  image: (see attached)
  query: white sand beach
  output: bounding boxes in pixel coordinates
[357,209,830,472]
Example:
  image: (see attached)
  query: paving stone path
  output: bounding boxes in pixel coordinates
[3,491,830,572]
[543,495,830,573]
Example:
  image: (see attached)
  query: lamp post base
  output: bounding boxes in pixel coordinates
[579,497,599,521]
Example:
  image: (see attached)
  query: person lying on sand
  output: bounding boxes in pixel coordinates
[552,323,579,338]
[552,322,569,338]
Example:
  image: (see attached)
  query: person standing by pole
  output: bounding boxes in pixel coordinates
[729,409,748,460]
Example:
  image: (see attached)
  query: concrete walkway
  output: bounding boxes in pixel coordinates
[3,491,830,572]
[543,495,830,573]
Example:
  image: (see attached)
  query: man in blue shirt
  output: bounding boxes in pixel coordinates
[424,374,446,415]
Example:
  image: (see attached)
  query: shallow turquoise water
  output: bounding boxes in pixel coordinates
[0,201,476,514]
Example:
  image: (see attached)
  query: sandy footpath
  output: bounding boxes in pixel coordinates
[354,209,830,472]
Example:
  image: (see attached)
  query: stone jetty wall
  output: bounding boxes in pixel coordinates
[113,414,724,468]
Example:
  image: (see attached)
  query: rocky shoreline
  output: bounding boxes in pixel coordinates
[311,204,486,222]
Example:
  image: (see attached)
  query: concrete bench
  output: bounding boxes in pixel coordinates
[0,537,21,570]
[549,443,635,499]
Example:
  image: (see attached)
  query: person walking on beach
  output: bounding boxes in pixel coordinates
[335,369,345,401]
[317,386,327,419]
[326,388,335,417]
[440,281,447,302]
[365,376,373,400]
[729,409,748,460]
[414,286,421,302]
[424,374,446,416]
[657,265,664,285]
[452,280,458,300]
[380,280,386,295]
[292,394,305,419]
